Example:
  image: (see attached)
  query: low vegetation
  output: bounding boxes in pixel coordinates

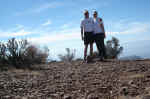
[105,37,123,59]
[0,38,49,68]
[58,48,76,62]
[0,36,123,68]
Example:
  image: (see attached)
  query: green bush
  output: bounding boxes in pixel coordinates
[24,45,49,65]
[0,42,7,64]
[0,38,49,68]
[105,37,123,59]
[58,48,76,62]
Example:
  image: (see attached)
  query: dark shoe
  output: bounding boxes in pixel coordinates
[86,56,94,63]
[98,57,104,61]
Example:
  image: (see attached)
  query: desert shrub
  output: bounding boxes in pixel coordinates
[58,48,76,62]
[6,38,28,67]
[92,37,123,59]
[24,45,49,64]
[105,37,123,59]
[0,38,49,68]
[0,42,7,64]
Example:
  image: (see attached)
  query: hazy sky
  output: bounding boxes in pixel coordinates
[0,0,150,59]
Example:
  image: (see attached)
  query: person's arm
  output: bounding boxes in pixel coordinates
[101,23,106,38]
[81,21,84,40]
[99,18,106,38]
[81,27,84,40]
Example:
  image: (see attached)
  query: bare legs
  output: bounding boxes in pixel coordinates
[84,43,93,61]
[84,44,88,61]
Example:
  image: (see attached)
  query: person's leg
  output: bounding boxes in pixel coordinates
[95,35,102,57]
[84,44,88,61]
[98,35,107,60]
[99,37,105,59]
[83,32,88,61]
[90,43,93,56]
[98,37,105,60]
[101,37,106,59]
[89,32,94,57]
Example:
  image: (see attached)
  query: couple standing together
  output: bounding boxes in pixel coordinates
[81,10,106,62]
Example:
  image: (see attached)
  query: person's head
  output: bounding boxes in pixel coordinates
[93,10,98,18]
[84,10,89,18]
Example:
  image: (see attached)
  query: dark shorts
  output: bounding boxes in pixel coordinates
[93,33,105,40]
[84,32,94,45]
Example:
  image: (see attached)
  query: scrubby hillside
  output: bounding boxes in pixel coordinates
[0,59,150,99]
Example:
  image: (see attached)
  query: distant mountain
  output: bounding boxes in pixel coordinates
[119,55,143,60]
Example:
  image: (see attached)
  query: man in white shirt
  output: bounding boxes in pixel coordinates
[81,10,94,62]
[93,11,106,61]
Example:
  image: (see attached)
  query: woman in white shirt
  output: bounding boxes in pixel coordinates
[93,11,106,61]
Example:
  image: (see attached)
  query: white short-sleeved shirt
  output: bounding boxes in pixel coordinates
[80,18,94,32]
[93,17,104,34]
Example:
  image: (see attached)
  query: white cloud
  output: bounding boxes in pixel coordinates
[16,24,24,29]
[15,1,63,16]
[106,31,119,35]
[42,20,52,26]
[121,22,150,34]
[106,20,150,35]
[33,2,62,13]
[28,27,80,44]
[0,22,81,45]
[0,25,34,38]
[0,29,33,38]
[11,29,33,37]
[61,23,73,29]
[1,20,150,46]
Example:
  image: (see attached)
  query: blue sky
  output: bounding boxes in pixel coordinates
[0,0,150,59]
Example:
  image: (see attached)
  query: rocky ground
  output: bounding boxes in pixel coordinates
[0,59,150,99]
